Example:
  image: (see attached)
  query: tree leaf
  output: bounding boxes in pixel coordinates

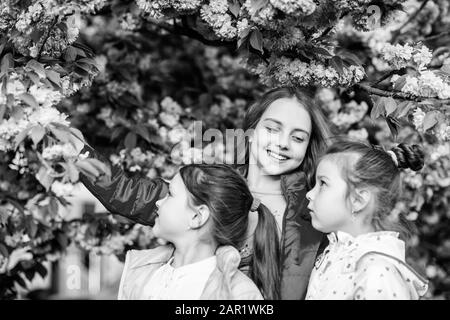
[229,0,241,17]
[45,69,61,87]
[68,127,85,154]
[49,197,59,216]
[26,60,46,79]
[124,132,137,150]
[0,243,9,258]
[370,96,385,120]
[440,64,450,76]
[0,37,6,56]
[18,93,39,108]
[67,162,80,183]
[111,126,126,141]
[384,97,397,116]
[56,22,68,34]
[49,125,71,143]
[35,167,53,190]
[237,34,249,50]
[251,0,269,12]
[27,71,40,85]
[56,233,69,250]
[393,76,407,91]
[29,125,46,146]
[135,124,151,142]
[423,111,440,131]
[26,217,38,238]
[249,29,264,54]
[14,125,33,150]
[396,101,414,118]
[385,116,399,139]
[64,46,77,62]
[29,28,44,43]
[314,47,333,57]
[0,53,13,77]
[339,51,362,66]
[330,56,344,74]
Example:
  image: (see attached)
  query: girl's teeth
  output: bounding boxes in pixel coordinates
[267,150,288,161]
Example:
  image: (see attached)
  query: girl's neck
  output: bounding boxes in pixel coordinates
[171,239,216,268]
[338,221,375,238]
[246,163,282,193]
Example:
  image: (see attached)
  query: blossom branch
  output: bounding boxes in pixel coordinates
[422,30,450,42]
[37,17,59,58]
[391,0,430,42]
[143,17,236,50]
[373,69,405,85]
[356,82,450,103]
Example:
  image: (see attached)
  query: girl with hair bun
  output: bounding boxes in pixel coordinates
[305,139,429,300]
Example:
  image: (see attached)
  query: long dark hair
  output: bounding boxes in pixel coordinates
[235,86,331,188]
[322,138,425,240]
[179,164,281,299]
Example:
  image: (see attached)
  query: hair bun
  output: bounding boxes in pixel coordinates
[391,143,425,171]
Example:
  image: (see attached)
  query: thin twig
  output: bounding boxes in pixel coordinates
[421,30,450,42]
[374,70,402,85]
[391,0,430,42]
[143,17,236,49]
[356,82,450,103]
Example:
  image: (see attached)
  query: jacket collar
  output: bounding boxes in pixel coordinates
[281,170,307,195]
[130,245,175,269]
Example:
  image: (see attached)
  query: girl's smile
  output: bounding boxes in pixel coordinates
[266,148,291,162]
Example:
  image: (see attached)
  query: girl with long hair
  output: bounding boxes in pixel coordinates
[118,164,280,300]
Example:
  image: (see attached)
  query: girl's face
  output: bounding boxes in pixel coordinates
[154,173,195,242]
[250,97,312,176]
[306,158,353,234]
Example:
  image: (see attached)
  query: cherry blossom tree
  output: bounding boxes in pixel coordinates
[1,0,449,299]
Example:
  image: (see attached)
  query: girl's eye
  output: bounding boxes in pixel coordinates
[292,136,305,143]
[319,180,326,187]
[265,126,279,133]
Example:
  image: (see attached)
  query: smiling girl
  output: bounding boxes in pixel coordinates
[81,86,332,299]
[234,87,331,299]
[305,140,429,300]
[118,164,279,300]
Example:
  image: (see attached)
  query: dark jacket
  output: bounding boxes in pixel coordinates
[81,162,325,299]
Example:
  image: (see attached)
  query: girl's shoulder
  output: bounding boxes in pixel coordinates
[353,253,428,299]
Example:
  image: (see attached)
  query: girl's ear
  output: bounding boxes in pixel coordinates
[351,187,372,213]
[189,204,211,229]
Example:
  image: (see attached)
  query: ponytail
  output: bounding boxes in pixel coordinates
[250,203,281,300]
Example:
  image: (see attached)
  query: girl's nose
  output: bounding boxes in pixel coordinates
[278,131,290,150]
[306,190,313,202]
